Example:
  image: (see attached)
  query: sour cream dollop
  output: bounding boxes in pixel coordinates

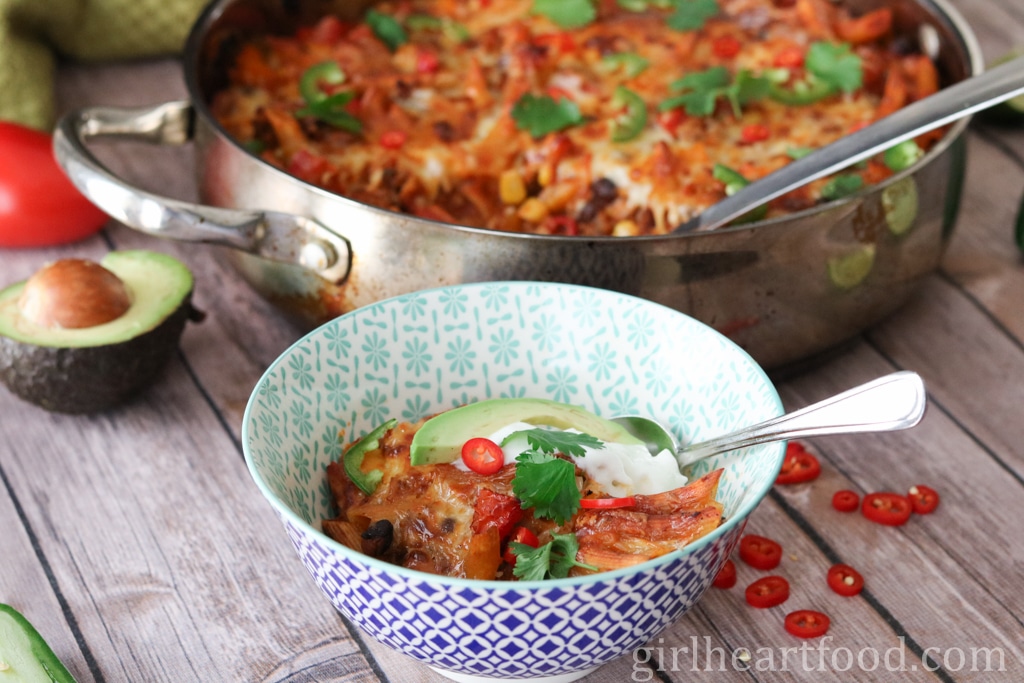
[453,421,688,497]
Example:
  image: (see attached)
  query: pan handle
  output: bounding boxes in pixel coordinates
[52,101,351,283]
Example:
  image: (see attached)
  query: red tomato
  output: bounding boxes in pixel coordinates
[0,122,108,247]
[784,610,830,639]
[502,526,539,565]
[712,35,742,58]
[580,496,636,509]
[462,438,505,475]
[827,563,864,597]
[712,558,737,589]
[416,49,440,74]
[286,149,330,183]
[380,130,408,149]
[745,576,790,608]
[471,488,522,538]
[775,443,821,485]
[908,485,940,514]
[657,109,687,137]
[739,534,783,570]
[740,124,771,144]
[861,492,913,526]
[543,215,579,235]
[309,16,347,43]
[831,490,860,512]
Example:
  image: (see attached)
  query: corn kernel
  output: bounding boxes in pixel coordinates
[518,198,549,222]
[499,170,527,205]
[538,163,555,187]
[612,219,639,236]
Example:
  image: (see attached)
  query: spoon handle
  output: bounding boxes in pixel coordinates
[676,371,927,467]
[674,55,1024,233]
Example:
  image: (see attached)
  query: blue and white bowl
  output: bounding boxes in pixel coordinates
[243,282,784,682]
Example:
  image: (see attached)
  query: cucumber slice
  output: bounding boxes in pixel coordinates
[0,604,76,682]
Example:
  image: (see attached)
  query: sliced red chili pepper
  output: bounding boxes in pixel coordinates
[908,485,940,514]
[712,35,742,58]
[462,437,505,475]
[741,123,771,144]
[773,45,805,68]
[657,108,686,137]
[861,492,913,526]
[580,496,637,509]
[827,563,864,597]
[416,49,440,74]
[739,534,783,570]
[784,610,830,638]
[380,130,407,149]
[543,215,579,235]
[712,558,737,589]
[502,526,539,565]
[831,489,859,512]
[745,576,790,608]
[774,443,821,485]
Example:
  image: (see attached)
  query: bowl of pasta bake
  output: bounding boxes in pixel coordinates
[243,281,785,682]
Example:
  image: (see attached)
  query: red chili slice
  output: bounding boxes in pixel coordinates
[831,489,860,512]
[784,610,831,639]
[739,534,783,570]
[861,492,913,526]
[579,496,636,509]
[745,576,790,608]
[712,35,742,58]
[740,123,771,144]
[712,559,737,589]
[773,45,806,68]
[461,437,505,476]
[380,130,407,149]
[502,526,540,566]
[775,443,821,485]
[908,485,940,514]
[827,563,865,597]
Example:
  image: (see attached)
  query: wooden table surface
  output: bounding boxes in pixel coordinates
[3,1,1024,680]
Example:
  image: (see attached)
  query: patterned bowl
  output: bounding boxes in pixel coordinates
[243,282,784,683]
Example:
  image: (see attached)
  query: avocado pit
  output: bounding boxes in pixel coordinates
[19,259,132,329]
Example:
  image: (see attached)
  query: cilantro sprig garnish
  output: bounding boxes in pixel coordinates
[508,428,604,524]
[660,66,770,117]
[511,532,598,580]
[532,0,597,29]
[511,93,586,138]
[667,0,719,31]
[365,9,408,51]
[512,451,582,524]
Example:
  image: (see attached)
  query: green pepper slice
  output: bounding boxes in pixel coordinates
[883,140,924,172]
[299,61,345,105]
[610,86,648,143]
[343,419,397,495]
[712,164,768,222]
[600,52,650,78]
[768,77,835,106]
[0,604,77,683]
[820,174,864,201]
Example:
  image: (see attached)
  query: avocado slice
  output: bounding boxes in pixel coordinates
[409,397,643,465]
[0,250,196,414]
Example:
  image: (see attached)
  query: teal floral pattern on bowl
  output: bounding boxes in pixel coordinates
[243,282,784,682]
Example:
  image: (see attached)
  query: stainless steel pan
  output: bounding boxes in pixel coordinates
[52,0,983,370]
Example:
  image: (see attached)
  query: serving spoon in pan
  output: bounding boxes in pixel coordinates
[614,371,926,469]
[674,55,1024,233]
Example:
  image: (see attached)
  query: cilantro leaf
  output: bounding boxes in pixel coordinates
[512,451,581,524]
[511,94,585,138]
[806,42,862,93]
[504,428,604,457]
[511,533,598,580]
[532,0,597,29]
[660,67,768,117]
[617,0,675,10]
[365,9,408,51]
[667,0,719,31]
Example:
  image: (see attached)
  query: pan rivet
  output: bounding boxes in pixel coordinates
[300,242,336,272]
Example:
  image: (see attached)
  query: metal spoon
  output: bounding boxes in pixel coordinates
[613,371,926,469]
[674,55,1024,233]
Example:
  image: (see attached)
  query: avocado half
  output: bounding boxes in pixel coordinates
[0,250,196,413]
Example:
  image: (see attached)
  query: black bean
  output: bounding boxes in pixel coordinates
[360,519,394,556]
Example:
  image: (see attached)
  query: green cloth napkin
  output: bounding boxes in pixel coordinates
[0,0,208,129]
